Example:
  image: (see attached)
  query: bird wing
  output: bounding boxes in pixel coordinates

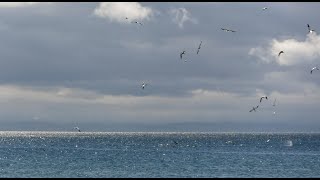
[249,109,253,112]
[260,97,263,102]
[308,24,311,31]
[180,53,183,59]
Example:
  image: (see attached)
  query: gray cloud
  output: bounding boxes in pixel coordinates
[0,2,319,131]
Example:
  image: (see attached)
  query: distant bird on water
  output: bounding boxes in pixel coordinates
[197,41,202,54]
[74,127,81,132]
[262,7,268,10]
[307,24,316,34]
[221,28,236,32]
[260,96,268,103]
[278,51,284,57]
[311,66,319,74]
[249,105,259,112]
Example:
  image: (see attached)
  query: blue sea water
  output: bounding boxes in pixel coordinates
[0,131,319,178]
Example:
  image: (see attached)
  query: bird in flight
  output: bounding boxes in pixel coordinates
[221,28,236,32]
[307,24,316,34]
[141,82,148,90]
[260,96,268,103]
[278,51,284,57]
[249,105,259,112]
[262,7,268,10]
[74,127,81,132]
[133,21,143,25]
[273,98,277,106]
[180,50,186,60]
[311,66,319,74]
[197,41,202,55]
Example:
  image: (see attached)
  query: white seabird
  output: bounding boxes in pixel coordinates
[278,51,284,57]
[74,127,81,132]
[221,28,236,32]
[180,50,186,62]
[311,66,319,74]
[133,21,143,26]
[307,24,316,34]
[197,41,202,54]
[260,96,268,103]
[141,82,148,90]
[249,105,259,112]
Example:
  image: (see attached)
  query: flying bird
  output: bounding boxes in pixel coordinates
[311,66,319,74]
[307,24,316,34]
[197,41,202,54]
[278,51,284,57]
[262,7,268,10]
[133,21,143,25]
[141,82,148,90]
[249,105,259,112]
[221,28,236,32]
[74,127,81,132]
[180,50,186,60]
[260,96,268,103]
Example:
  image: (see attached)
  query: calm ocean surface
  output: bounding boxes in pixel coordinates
[0,131,319,178]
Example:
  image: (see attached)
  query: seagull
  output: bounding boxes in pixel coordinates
[260,96,268,103]
[197,41,202,55]
[141,82,148,90]
[249,105,259,112]
[273,98,276,106]
[221,28,236,32]
[180,50,186,60]
[311,66,319,74]
[278,51,284,57]
[132,21,143,25]
[74,127,81,132]
[307,24,316,34]
[262,7,268,10]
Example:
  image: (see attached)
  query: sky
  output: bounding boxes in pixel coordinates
[0,2,320,132]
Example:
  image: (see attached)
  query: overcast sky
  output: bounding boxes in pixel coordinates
[0,2,319,132]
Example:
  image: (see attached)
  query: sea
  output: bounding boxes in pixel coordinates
[0,131,319,178]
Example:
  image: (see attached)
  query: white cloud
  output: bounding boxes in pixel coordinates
[0,2,52,8]
[169,7,197,29]
[249,33,320,66]
[93,2,153,24]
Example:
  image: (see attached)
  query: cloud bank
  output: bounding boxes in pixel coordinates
[93,2,153,24]
[249,33,320,66]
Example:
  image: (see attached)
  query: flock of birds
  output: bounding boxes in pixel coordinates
[73,6,319,132]
[248,22,319,114]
